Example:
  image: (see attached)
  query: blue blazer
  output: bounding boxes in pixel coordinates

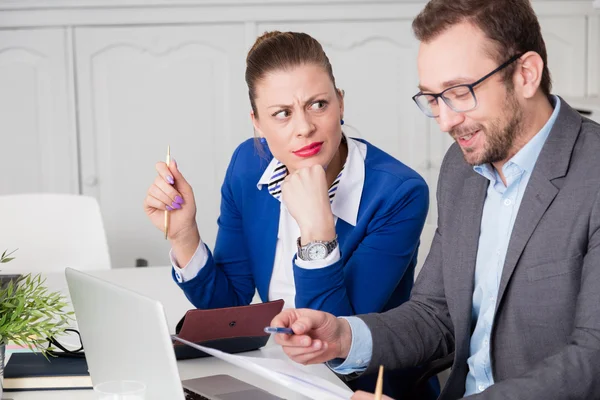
[175,137,429,317]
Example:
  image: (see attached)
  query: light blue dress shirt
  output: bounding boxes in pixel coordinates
[464,97,560,395]
[327,316,373,373]
[331,97,561,391]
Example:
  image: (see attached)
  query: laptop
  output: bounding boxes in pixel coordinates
[65,267,284,400]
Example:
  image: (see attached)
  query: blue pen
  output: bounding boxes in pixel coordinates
[264,326,294,335]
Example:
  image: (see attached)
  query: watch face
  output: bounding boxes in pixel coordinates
[307,243,328,260]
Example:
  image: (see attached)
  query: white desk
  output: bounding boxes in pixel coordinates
[3,267,350,400]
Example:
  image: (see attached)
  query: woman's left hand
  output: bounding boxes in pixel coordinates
[281,165,336,244]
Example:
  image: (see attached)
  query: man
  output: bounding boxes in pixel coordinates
[270,0,600,399]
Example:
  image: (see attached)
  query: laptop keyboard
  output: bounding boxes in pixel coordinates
[184,387,211,400]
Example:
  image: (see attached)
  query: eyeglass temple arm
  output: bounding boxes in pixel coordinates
[469,53,525,89]
[415,52,525,98]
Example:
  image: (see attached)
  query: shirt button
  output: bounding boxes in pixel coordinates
[504,199,512,206]
[356,359,363,365]
[478,384,486,392]
[483,339,489,346]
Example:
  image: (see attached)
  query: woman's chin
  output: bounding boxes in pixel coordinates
[287,155,329,172]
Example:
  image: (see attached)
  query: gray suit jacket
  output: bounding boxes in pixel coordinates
[359,99,600,399]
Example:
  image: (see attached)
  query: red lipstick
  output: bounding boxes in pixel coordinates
[293,142,323,158]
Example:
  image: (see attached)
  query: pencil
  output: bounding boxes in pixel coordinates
[164,145,171,240]
[374,365,384,400]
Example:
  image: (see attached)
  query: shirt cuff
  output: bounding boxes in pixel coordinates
[327,316,373,375]
[171,241,208,283]
[295,245,341,270]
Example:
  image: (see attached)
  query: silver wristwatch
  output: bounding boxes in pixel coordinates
[296,236,338,261]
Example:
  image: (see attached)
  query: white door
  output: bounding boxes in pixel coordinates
[75,25,250,267]
[258,21,442,225]
[587,15,600,97]
[539,16,587,97]
[0,29,78,195]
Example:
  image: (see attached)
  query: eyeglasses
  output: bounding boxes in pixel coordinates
[412,53,524,118]
[46,328,85,358]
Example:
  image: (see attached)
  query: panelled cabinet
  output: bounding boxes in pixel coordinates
[0,29,78,195]
[74,25,249,268]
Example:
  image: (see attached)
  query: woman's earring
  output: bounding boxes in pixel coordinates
[340,119,345,126]
[259,137,267,144]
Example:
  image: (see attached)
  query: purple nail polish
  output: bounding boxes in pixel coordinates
[171,201,181,210]
[174,195,184,204]
[166,205,173,211]
[166,175,174,185]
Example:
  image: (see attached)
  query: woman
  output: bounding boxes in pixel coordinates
[144,31,437,398]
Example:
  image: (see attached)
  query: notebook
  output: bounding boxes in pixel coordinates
[3,353,92,391]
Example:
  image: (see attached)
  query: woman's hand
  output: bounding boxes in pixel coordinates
[281,165,336,244]
[143,159,200,265]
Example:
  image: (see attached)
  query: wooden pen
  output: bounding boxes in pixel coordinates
[164,145,171,240]
[374,365,384,400]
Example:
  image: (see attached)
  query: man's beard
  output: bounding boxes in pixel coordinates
[452,93,523,166]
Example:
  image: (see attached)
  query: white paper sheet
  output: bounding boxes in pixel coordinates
[172,335,353,400]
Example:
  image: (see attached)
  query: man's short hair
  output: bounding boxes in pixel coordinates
[413,0,552,96]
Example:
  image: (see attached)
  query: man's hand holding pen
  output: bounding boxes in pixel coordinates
[271,308,394,399]
[270,308,352,365]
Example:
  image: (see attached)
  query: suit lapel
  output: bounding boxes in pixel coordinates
[335,218,354,256]
[495,175,558,308]
[495,97,582,311]
[452,174,488,348]
[253,190,281,301]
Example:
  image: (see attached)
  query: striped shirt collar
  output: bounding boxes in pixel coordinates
[257,137,366,226]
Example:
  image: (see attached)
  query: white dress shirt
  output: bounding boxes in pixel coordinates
[172,137,367,309]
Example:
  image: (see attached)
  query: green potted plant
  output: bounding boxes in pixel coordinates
[0,249,74,398]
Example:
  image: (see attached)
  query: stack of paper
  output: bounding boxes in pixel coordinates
[173,336,353,400]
